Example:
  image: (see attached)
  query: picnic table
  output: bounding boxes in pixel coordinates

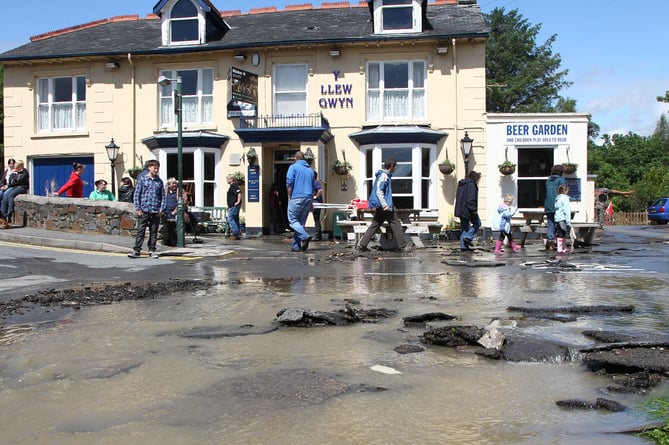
[518,210,597,247]
[336,208,441,248]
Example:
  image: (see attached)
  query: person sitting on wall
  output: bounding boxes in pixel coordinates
[54,162,85,198]
[89,179,115,201]
[0,158,16,203]
[159,177,197,245]
[117,176,135,203]
[0,160,30,228]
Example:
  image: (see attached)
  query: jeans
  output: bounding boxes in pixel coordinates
[545,213,556,241]
[133,212,161,253]
[227,205,241,237]
[459,213,481,249]
[0,186,28,218]
[287,197,312,251]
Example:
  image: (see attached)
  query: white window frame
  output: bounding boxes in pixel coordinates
[373,0,422,34]
[366,60,426,122]
[360,143,436,210]
[516,146,557,209]
[161,0,205,46]
[36,76,87,133]
[159,68,214,128]
[157,147,221,208]
[273,64,308,116]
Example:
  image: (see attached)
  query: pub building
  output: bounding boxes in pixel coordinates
[0,0,592,237]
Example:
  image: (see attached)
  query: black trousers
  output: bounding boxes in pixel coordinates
[133,212,161,253]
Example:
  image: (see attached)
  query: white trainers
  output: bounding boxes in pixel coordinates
[127,251,140,258]
[149,251,159,259]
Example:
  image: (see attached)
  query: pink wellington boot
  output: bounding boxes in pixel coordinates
[511,242,521,252]
[556,237,567,254]
[494,240,504,255]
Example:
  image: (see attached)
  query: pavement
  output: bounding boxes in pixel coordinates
[0,226,244,257]
[1,224,668,258]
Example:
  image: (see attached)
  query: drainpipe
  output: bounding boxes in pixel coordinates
[452,38,459,172]
[127,53,137,168]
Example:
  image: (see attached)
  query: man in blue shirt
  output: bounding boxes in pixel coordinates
[286,151,315,252]
[129,160,165,258]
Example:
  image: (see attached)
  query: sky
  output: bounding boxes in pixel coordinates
[1,0,667,139]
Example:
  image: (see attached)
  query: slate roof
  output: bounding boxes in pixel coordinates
[0,4,488,62]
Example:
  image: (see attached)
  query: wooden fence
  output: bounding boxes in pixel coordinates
[603,211,649,226]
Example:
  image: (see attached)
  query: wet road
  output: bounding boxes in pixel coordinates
[1,226,669,444]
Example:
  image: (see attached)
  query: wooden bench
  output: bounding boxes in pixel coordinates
[191,206,228,234]
[337,220,442,248]
[519,222,598,247]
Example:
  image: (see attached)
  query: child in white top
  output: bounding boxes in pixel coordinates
[554,185,572,254]
[494,193,520,254]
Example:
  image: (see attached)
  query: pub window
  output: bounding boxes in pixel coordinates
[165,149,219,207]
[373,0,421,34]
[362,144,435,209]
[170,0,199,44]
[367,60,426,121]
[516,147,554,208]
[273,64,308,116]
[159,68,213,127]
[37,76,86,133]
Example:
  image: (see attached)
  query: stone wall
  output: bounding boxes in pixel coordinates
[15,195,137,237]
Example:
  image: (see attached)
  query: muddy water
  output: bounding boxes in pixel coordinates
[1,243,668,444]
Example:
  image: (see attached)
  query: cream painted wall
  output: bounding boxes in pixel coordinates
[2,38,487,231]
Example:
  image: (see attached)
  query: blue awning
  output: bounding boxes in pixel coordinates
[141,131,230,149]
[349,125,448,145]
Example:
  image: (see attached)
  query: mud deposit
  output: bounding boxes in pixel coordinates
[0,279,214,320]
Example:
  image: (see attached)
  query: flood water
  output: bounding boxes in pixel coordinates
[1,228,669,444]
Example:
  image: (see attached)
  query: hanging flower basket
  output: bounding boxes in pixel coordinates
[498,162,516,176]
[332,160,352,176]
[562,163,578,175]
[126,167,143,180]
[233,171,245,185]
[438,162,455,175]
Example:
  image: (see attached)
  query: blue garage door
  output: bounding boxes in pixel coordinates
[32,157,95,197]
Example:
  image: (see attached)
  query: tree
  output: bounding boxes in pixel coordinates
[657,90,669,105]
[485,8,572,113]
[658,89,669,118]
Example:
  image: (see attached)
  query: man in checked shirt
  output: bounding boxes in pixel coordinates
[128,159,165,258]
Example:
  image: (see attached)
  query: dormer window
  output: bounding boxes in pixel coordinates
[170,0,199,43]
[373,0,422,34]
[155,0,229,47]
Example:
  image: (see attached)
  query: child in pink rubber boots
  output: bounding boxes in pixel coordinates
[554,185,572,254]
[494,193,521,255]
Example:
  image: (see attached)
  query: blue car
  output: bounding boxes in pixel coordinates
[648,198,669,224]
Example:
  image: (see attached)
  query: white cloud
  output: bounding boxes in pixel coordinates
[577,78,668,137]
